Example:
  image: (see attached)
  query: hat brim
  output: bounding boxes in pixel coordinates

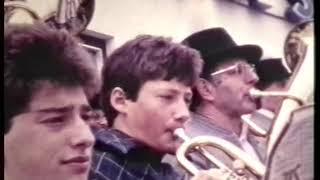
[204,44,263,69]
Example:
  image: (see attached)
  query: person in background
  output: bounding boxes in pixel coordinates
[256,58,292,115]
[89,34,225,180]
[242,58,291,145]
[4,23,101,180]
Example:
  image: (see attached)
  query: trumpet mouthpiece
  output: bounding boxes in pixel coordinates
[249,88,261,97]
[249,88,304,105]
[174,128,190,141]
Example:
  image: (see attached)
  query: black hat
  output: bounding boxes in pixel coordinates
[182,28,262,77]
[256,58,291,87]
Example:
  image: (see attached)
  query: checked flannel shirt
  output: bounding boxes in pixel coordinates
[89,128,186,180]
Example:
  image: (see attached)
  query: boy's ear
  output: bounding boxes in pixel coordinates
[110,87,128,113]
[195,78,215,101]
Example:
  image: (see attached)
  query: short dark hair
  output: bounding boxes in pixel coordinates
[4,23,100,134]
[101,35,203,126]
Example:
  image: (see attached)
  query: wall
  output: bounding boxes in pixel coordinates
[86,0,294,59]
[13,0,295,58]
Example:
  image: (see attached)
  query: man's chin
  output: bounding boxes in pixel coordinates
[164,141,181,155]
[241,103,257,114]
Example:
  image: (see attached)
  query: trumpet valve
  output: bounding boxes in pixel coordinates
[233,159,246,176]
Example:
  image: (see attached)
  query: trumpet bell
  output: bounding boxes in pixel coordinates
[174,128,266,179]
[176,135,266,176]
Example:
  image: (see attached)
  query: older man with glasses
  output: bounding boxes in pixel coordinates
[163,28,265,179]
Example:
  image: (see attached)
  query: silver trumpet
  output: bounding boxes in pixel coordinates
[174,128,266,179]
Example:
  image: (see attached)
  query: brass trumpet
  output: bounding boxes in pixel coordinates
[4,0,95,35]
[174,128,266,179]
[249,88,305,106]
[242,88,306,137]
[4,1,40,24]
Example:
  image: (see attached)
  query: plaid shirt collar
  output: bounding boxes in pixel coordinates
[93,128,163,163]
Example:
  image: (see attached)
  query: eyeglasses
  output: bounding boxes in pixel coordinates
[210,63,256,77]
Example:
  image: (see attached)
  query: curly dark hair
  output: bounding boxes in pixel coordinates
[101,35,203,126]
[4,22,100,134]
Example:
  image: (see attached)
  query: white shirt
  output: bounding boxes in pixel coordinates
[239,123,261,161]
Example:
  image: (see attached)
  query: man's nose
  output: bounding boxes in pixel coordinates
[70,116,95,151]
[245,70,259,85]
[174,99,191,124]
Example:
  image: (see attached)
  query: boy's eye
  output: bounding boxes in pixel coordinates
[185,97,192,105]
[160,95,174,101]
[81,110,104,122]
[81,111,95,122]
[42,116,66,126]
